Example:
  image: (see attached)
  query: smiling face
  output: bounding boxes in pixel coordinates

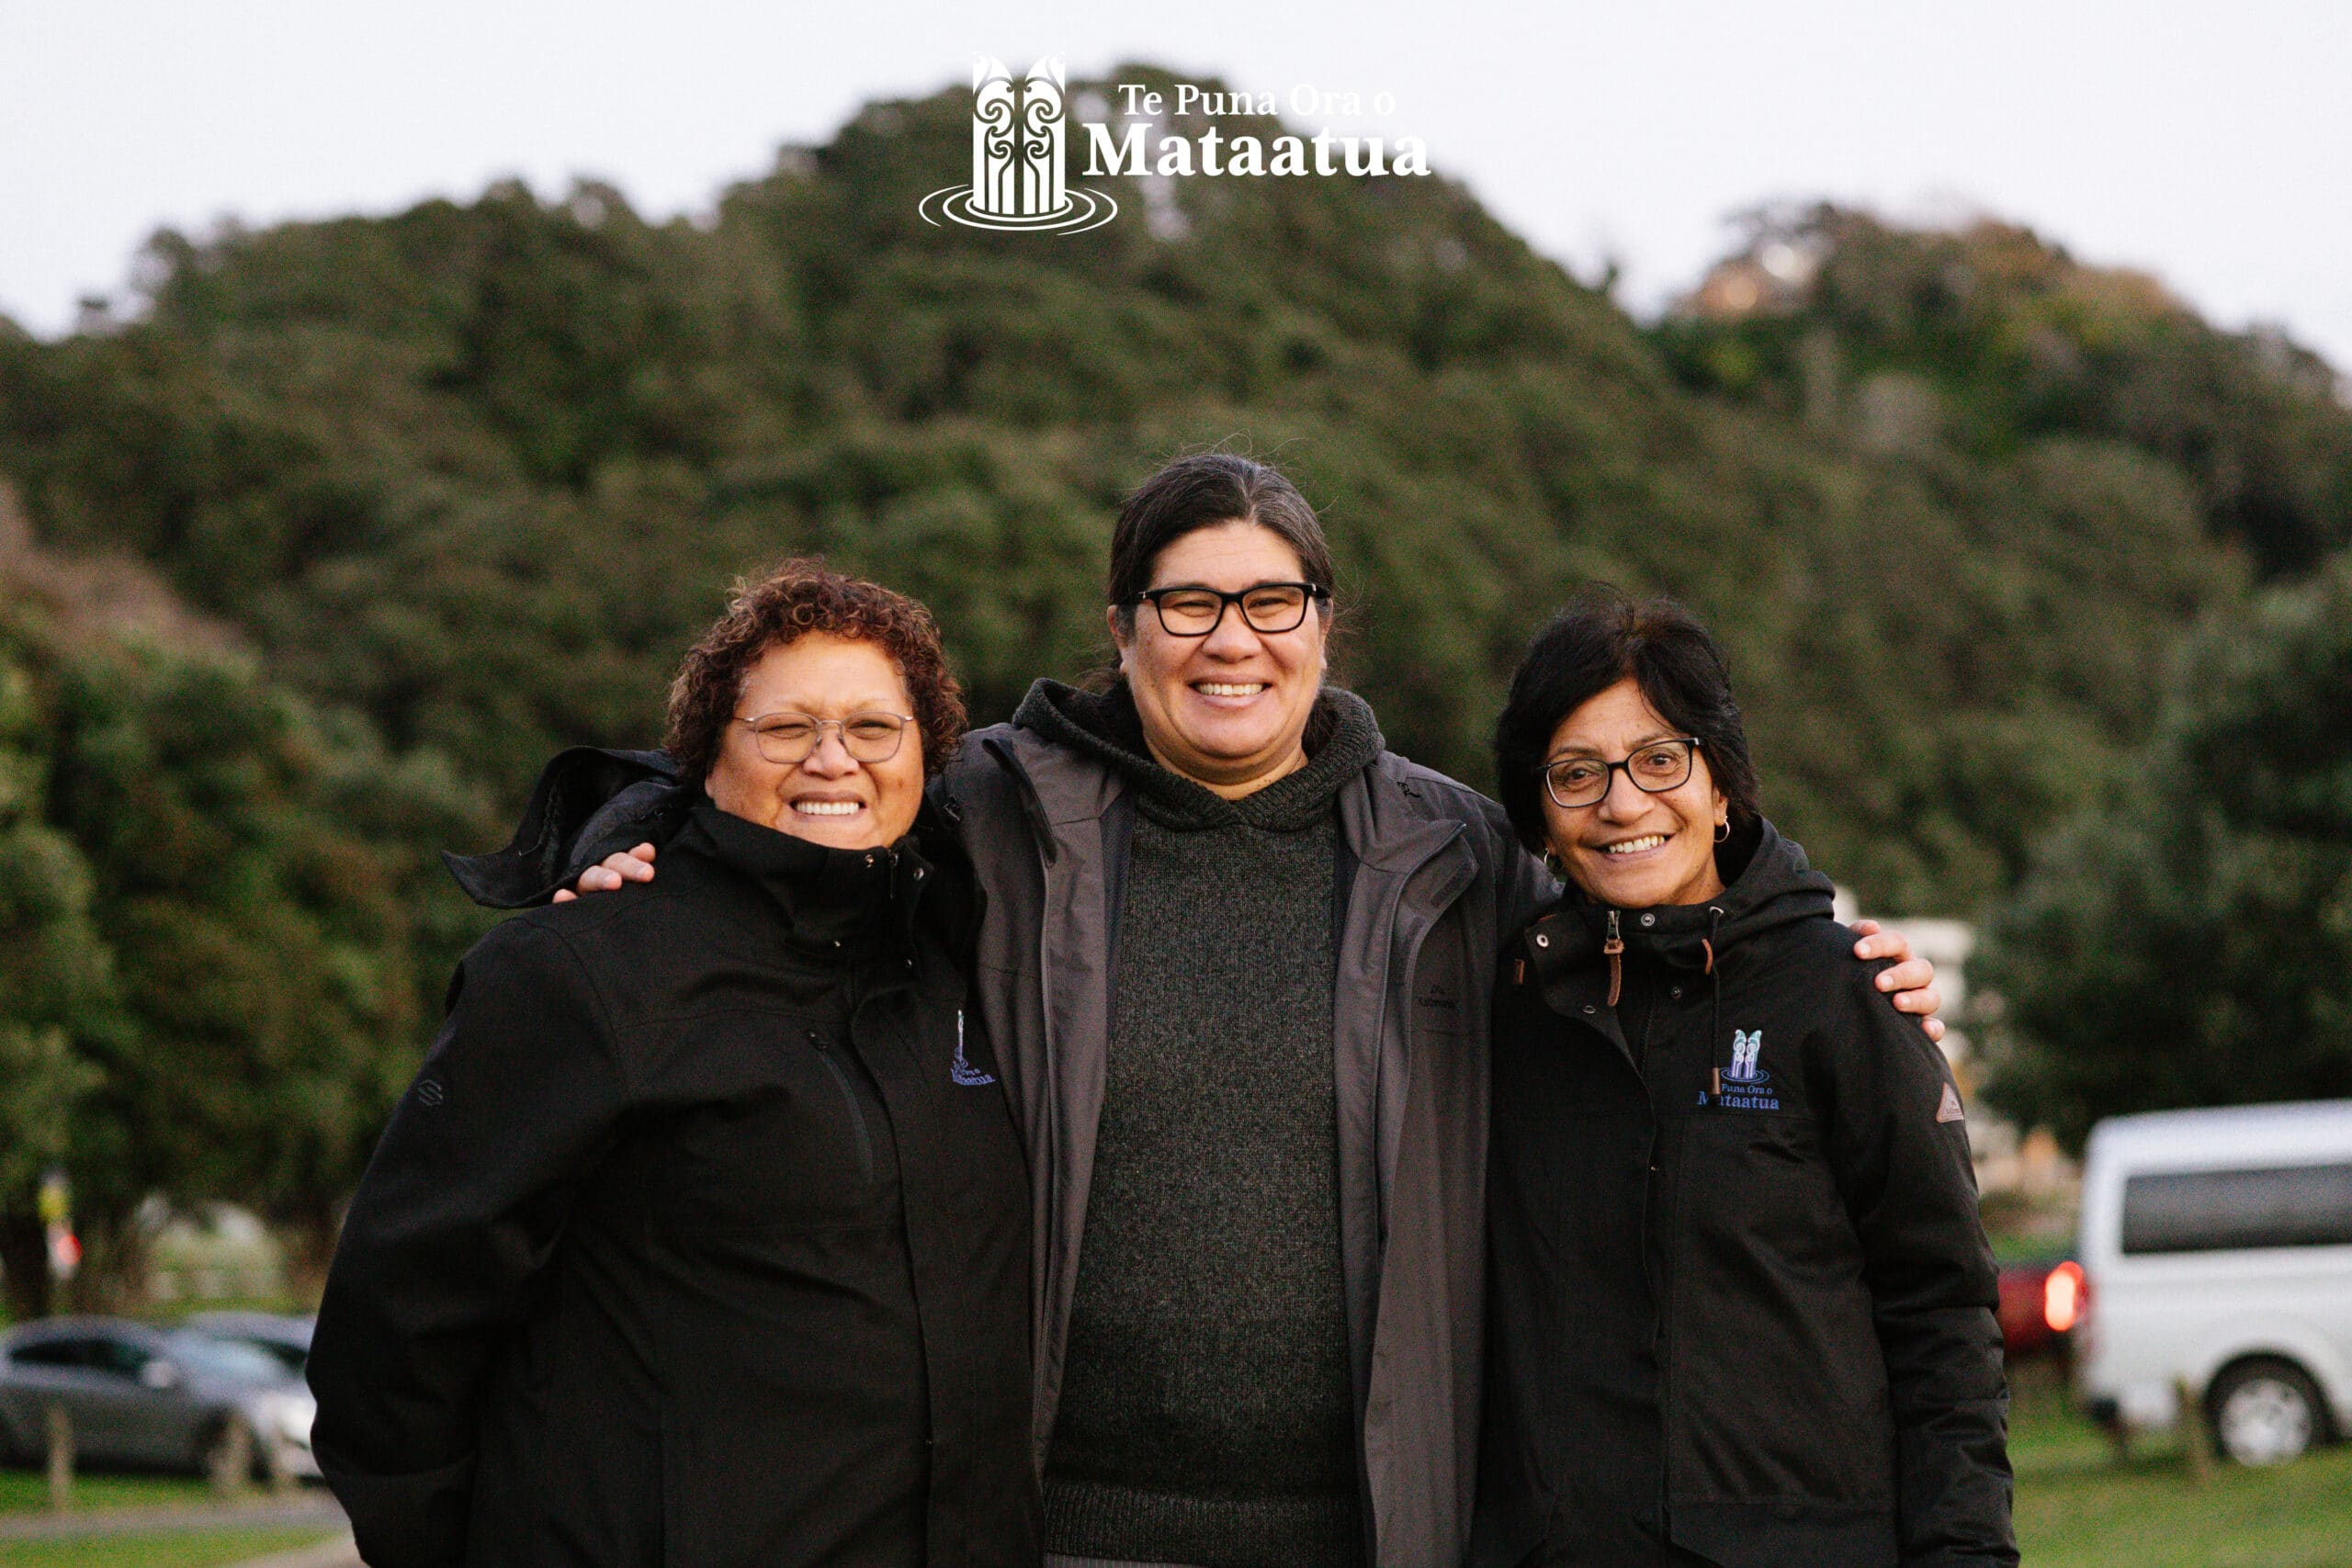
[1108,520,1329,798]
[701,632,925,851]
[1541,676,1729,909]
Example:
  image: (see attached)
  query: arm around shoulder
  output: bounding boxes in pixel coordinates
[1392,758,1555,934]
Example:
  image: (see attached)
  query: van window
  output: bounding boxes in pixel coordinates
[2120,1162,2352,1255]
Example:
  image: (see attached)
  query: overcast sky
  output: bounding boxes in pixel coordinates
[5,1,2347,371]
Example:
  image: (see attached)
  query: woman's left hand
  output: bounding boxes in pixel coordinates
[1849,919,1943,1043]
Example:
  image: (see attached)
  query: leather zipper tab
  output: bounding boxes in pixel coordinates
[1604,909,1624,1008]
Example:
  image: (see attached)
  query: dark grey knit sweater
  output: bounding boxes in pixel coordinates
[1018,680,1381,1568]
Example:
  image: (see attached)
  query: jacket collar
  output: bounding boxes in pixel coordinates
[1521,817,1833,1000]
[1012,678,1385,832]
[679,801,935,955]
[984,705,1464,878]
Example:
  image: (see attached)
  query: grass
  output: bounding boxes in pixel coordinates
[0,1473,214,1516]
[2,1365,2346,1567]
[2012,1358,2352,1568]
[0,1526,338,1567]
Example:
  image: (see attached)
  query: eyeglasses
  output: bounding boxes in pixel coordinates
[1133,581,1328,637]
[1540,738,1702,808]
[733,711,917,765]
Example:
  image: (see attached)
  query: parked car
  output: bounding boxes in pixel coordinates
[0,1317,318,1479]
[2075,1099,2352,1465]
[184,1311,314,1381]
[1995,1256,2083,1359]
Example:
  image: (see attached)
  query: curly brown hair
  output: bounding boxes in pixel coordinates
[664,561,966,787]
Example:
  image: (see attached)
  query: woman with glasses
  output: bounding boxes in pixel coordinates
[307,563,1038,1568]
[1471,590,2014,1568]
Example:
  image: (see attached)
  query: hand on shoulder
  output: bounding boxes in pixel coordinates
[1849,919,1943,1043]
[552,842,659,903]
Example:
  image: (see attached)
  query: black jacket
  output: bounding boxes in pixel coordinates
[310,801,1039,1568]
[1473,821,2013,1568]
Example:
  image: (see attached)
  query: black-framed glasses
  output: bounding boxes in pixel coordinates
[1133,581,1328,637]
[733,710,917,765]
[1540,738,1703,808]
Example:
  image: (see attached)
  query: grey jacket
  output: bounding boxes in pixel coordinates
[941,714,1554,1568]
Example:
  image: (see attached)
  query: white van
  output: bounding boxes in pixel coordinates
[2075,1100,2352,1464]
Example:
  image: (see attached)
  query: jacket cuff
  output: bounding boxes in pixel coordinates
[320,1448,477,1568]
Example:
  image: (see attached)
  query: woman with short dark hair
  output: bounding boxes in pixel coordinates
[308,562,1038,1568]
[1474,588,2015,1567]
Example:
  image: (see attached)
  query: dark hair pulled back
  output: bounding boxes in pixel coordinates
[1105,453,1337,631]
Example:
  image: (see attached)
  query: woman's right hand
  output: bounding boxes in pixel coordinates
[551,843,659,903]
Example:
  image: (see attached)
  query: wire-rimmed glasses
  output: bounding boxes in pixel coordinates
[734,711,917,765]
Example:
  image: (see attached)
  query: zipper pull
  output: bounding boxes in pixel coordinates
[1604,909,1624,1008]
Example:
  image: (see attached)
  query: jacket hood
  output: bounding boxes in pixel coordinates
[1527,817,1835,976]
[1010,677,1384,832]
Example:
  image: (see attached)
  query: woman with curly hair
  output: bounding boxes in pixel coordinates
[308,562,1038,1568]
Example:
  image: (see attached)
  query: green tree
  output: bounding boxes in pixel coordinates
[0,641,115,1317]
[0,558,471,1300]
[1977,556,2352,1149]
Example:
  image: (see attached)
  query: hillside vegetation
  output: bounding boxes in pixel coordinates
[0,69,2346,1273]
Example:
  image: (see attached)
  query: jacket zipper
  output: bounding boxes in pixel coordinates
[1650,990,1686,1543]
[808,1031,876,1183]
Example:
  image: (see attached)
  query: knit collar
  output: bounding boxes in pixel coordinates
[679,800,933,953]
[1012,678,1385,831]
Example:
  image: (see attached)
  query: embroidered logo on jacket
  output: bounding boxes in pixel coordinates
[1727,1029,1767,1084]
[1711,1027,1780,1111]
[1937,1082,1966,1122]
[948,1011,996,1087]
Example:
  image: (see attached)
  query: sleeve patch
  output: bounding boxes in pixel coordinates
[1936,1082,1966,1123]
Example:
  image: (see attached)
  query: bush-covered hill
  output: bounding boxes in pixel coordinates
[2,69,2344,936]
[1657,204,2352,579]
[9,67,2352,1261]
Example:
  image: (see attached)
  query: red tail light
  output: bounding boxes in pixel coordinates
[2043,1260,2086,1334]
